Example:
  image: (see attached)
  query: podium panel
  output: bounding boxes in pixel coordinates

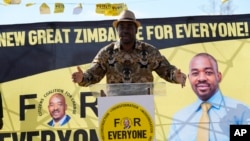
[98,95,155,141]
[95,83,165,141]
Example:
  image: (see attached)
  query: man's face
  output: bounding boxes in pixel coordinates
[188,56,222,101]
[124,119,130,127]
[117,21,137,44]
[48,94,67,122]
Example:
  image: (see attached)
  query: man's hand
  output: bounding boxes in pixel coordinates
[72,66,84,83]
[174,69,187,88]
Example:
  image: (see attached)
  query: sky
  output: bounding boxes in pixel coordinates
[0,0,249,25]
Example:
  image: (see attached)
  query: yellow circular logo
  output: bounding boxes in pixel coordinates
[100,102,154,141]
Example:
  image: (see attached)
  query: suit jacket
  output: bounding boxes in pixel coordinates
[47,114,71,127]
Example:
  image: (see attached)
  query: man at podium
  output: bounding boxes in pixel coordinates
[72,10,186,91]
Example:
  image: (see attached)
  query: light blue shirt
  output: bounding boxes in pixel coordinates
[52,115,67,126]
[167,90,250,141]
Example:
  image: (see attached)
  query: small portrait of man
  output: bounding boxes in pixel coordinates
[47,93,71,127]
[123,118,131,129]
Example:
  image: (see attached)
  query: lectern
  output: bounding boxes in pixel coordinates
[89,82,166,141]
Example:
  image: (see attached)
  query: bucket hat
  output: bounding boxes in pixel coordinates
[113,10,141,28]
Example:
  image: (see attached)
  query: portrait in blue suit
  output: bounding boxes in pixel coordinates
[47,93,71,127]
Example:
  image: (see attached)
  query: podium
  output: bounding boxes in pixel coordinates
[89,82,166,97]
[89,82,166,141]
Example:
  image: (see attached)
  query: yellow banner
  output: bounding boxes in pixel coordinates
[1,39,250,140]
[54,3,64,13]
[96,3,127,16]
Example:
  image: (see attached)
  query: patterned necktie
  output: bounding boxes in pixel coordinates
[197,102,211,141]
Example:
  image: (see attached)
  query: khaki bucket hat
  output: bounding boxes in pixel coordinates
[113,10,141,28]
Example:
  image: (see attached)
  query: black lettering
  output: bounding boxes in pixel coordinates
[20,94,37,120]
[41,130,55,141]
[108,130,147,139]
[122,130,127,138]
[0,129,99,141]
[114,118,120,127]
[74,129,88,140]
[0,133,11,140]
[134,118,141,126]
[89,129,99,141]
[27,131,39,141]
[80,92,97,118]
[12,132,18,141]
[57,130,71,141]
[13,131,26,141]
